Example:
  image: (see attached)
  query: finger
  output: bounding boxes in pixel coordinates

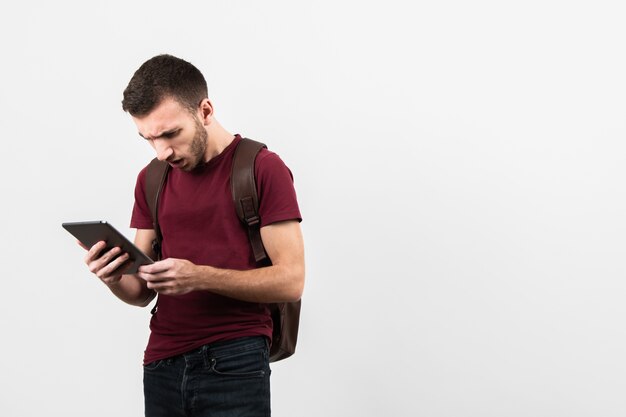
[84,241,107,263]
[147,280,177,295]
[101,247,124,264]
[102,258,133,284]
[108,253,133,276]
[88,247,122,274]
[97,252,131,279]
[138,259,172,274]
[90,247,125,275]
[138,271,173,283]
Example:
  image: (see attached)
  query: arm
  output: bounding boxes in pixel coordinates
[137,220,305,303]
[83,228,157,307]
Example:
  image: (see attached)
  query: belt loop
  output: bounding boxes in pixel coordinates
[202,344,210,369]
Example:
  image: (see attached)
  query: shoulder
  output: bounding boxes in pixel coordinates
[137,164,149,180]
[133,164,149,187]
[255,148,293,178]
[253,146,302,225]
[136,158,169,187]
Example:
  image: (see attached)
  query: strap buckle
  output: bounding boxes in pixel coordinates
[245,215,260,227]
[240,196,260,227]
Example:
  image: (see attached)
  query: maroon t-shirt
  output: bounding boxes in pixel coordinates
[130,135,302,365]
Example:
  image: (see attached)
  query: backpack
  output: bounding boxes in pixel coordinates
[144,137,301,362]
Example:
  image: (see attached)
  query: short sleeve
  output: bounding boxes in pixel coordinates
[255,150,302,227]
[130,166,154,229]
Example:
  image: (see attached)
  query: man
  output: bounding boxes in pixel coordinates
[82,54,304,416]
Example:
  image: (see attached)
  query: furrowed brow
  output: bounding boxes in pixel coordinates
[138,128,179,140]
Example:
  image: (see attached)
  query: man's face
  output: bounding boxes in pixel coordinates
[133,97,208,172]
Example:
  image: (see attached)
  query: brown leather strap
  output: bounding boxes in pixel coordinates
[145,158,169,259]
[231,138,268,263]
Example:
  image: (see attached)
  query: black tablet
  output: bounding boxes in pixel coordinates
[62,220,154,274]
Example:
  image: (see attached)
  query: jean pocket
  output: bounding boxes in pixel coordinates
[143,359,165,371]
[210,346,268,378]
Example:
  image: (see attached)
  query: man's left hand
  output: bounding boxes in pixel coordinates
[137,258,202,296]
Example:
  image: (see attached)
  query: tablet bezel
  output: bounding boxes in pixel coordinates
[62,220,154,274]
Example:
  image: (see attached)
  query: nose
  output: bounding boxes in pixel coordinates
[153,139,173,162]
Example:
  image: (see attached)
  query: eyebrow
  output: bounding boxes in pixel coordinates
[138,128,180,140]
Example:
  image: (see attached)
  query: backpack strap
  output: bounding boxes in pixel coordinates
[231,138,301,361]
[144,158,170,260]
[231,138,269,263]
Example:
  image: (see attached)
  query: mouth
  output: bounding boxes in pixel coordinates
[168,159,184,168]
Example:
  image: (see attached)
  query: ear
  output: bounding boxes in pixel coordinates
[198,99,214,125]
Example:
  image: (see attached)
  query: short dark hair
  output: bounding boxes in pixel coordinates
[122,54,208,116]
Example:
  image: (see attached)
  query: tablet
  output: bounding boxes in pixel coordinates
[62,220,154,274]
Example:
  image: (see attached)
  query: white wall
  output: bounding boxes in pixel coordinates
[1,1,625,416]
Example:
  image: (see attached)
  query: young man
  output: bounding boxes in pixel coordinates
[82,54,304,416]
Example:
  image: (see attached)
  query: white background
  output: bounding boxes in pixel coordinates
[1,1,625,416]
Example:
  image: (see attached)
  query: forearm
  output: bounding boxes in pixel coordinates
[106,274,156,307]
[196,264,304,303]
[137,222,305,302]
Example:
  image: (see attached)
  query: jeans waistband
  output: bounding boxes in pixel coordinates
[182,336,267,363]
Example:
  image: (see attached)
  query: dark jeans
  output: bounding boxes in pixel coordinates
[144,337,271,417]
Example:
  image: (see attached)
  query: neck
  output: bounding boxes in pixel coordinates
[203,119,235,162]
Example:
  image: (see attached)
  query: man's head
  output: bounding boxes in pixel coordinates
[124,55,215,172]
[132,96,211,172]
[122,54,208,117]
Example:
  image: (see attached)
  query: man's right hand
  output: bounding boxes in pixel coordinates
[77,230,157,307]
[82,240,131,285]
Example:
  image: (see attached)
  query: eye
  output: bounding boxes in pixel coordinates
[162,131,178,139]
